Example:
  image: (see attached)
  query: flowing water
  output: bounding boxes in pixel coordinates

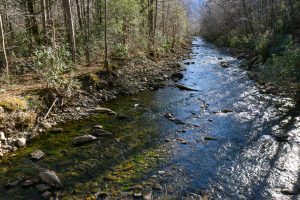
[1,38,300,200]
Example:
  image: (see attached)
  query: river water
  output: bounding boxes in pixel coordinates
[1,38,300,200]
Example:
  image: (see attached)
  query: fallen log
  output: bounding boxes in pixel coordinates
[175,84,198,91]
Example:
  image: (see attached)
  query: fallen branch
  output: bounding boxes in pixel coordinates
[44,97,59,120]
[175,84,198,91]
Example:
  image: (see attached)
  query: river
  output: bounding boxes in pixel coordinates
[0,38,299,200]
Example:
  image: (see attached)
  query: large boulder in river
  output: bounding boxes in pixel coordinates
[73,135,97,145]
[171,72,184,81]
[39,170,62,188]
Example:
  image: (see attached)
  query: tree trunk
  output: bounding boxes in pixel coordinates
[0,14,8,75]
[104,0,109,72]
[162,0,166,36]
[85,0,91,66]
[242,0,256,39]
[148,0,154,51]
[26,0,40,44]
[75,0,83,30]
[63,0,76,61]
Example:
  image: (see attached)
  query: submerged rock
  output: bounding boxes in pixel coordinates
[22,180,35,187]
[220,61,229,68]
[51,128,63,133]
[73,135,97,145]
[30,150,45,160]
[116,114,128,120]
[153,183,163,190]
[38,170,62,188]
[275,134,289,143]
[92,129,113,137]
[94,125,103,129]
[89,107,116,115]
[204,136,218,141]
[36,184,51,192]
[5,180,20,188]
[164,113,185,125]
[41,191,52,199]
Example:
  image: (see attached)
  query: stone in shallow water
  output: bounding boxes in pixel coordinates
[22,180,35,187]
[204,136,218,141]
[92,129,112,137]
[73,135,97,145]
[36,184,51,192]
[5,180,19,188]
[153,183,163,190]
[41,191,52,199]
[39,170,62,188]
[51,128,63,133]
[30,150,45,160]
[93,125,103,129]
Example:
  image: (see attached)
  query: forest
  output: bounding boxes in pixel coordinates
[199,0,300,86]
[0,0,189,86]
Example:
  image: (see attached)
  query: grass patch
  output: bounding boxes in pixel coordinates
[0,95,27,111]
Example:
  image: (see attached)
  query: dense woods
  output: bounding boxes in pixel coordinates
[0,0,189,87]
[199,0,300,86]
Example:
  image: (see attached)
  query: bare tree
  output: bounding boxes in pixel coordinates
[0,14,8,75]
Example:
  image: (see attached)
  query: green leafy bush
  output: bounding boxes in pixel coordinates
[255,31,271,60]
[111,44,129,60]
[261,37,300,84]
[33,46,75,89]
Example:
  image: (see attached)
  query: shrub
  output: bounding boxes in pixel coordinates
[15,111,37,128]
[261,37,300,84]
[111,44,129,60]
[255,31,271,60]
[33,46,75,90]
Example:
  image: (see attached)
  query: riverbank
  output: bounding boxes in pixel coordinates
[0,42,192,157]
[215,46,300,98]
